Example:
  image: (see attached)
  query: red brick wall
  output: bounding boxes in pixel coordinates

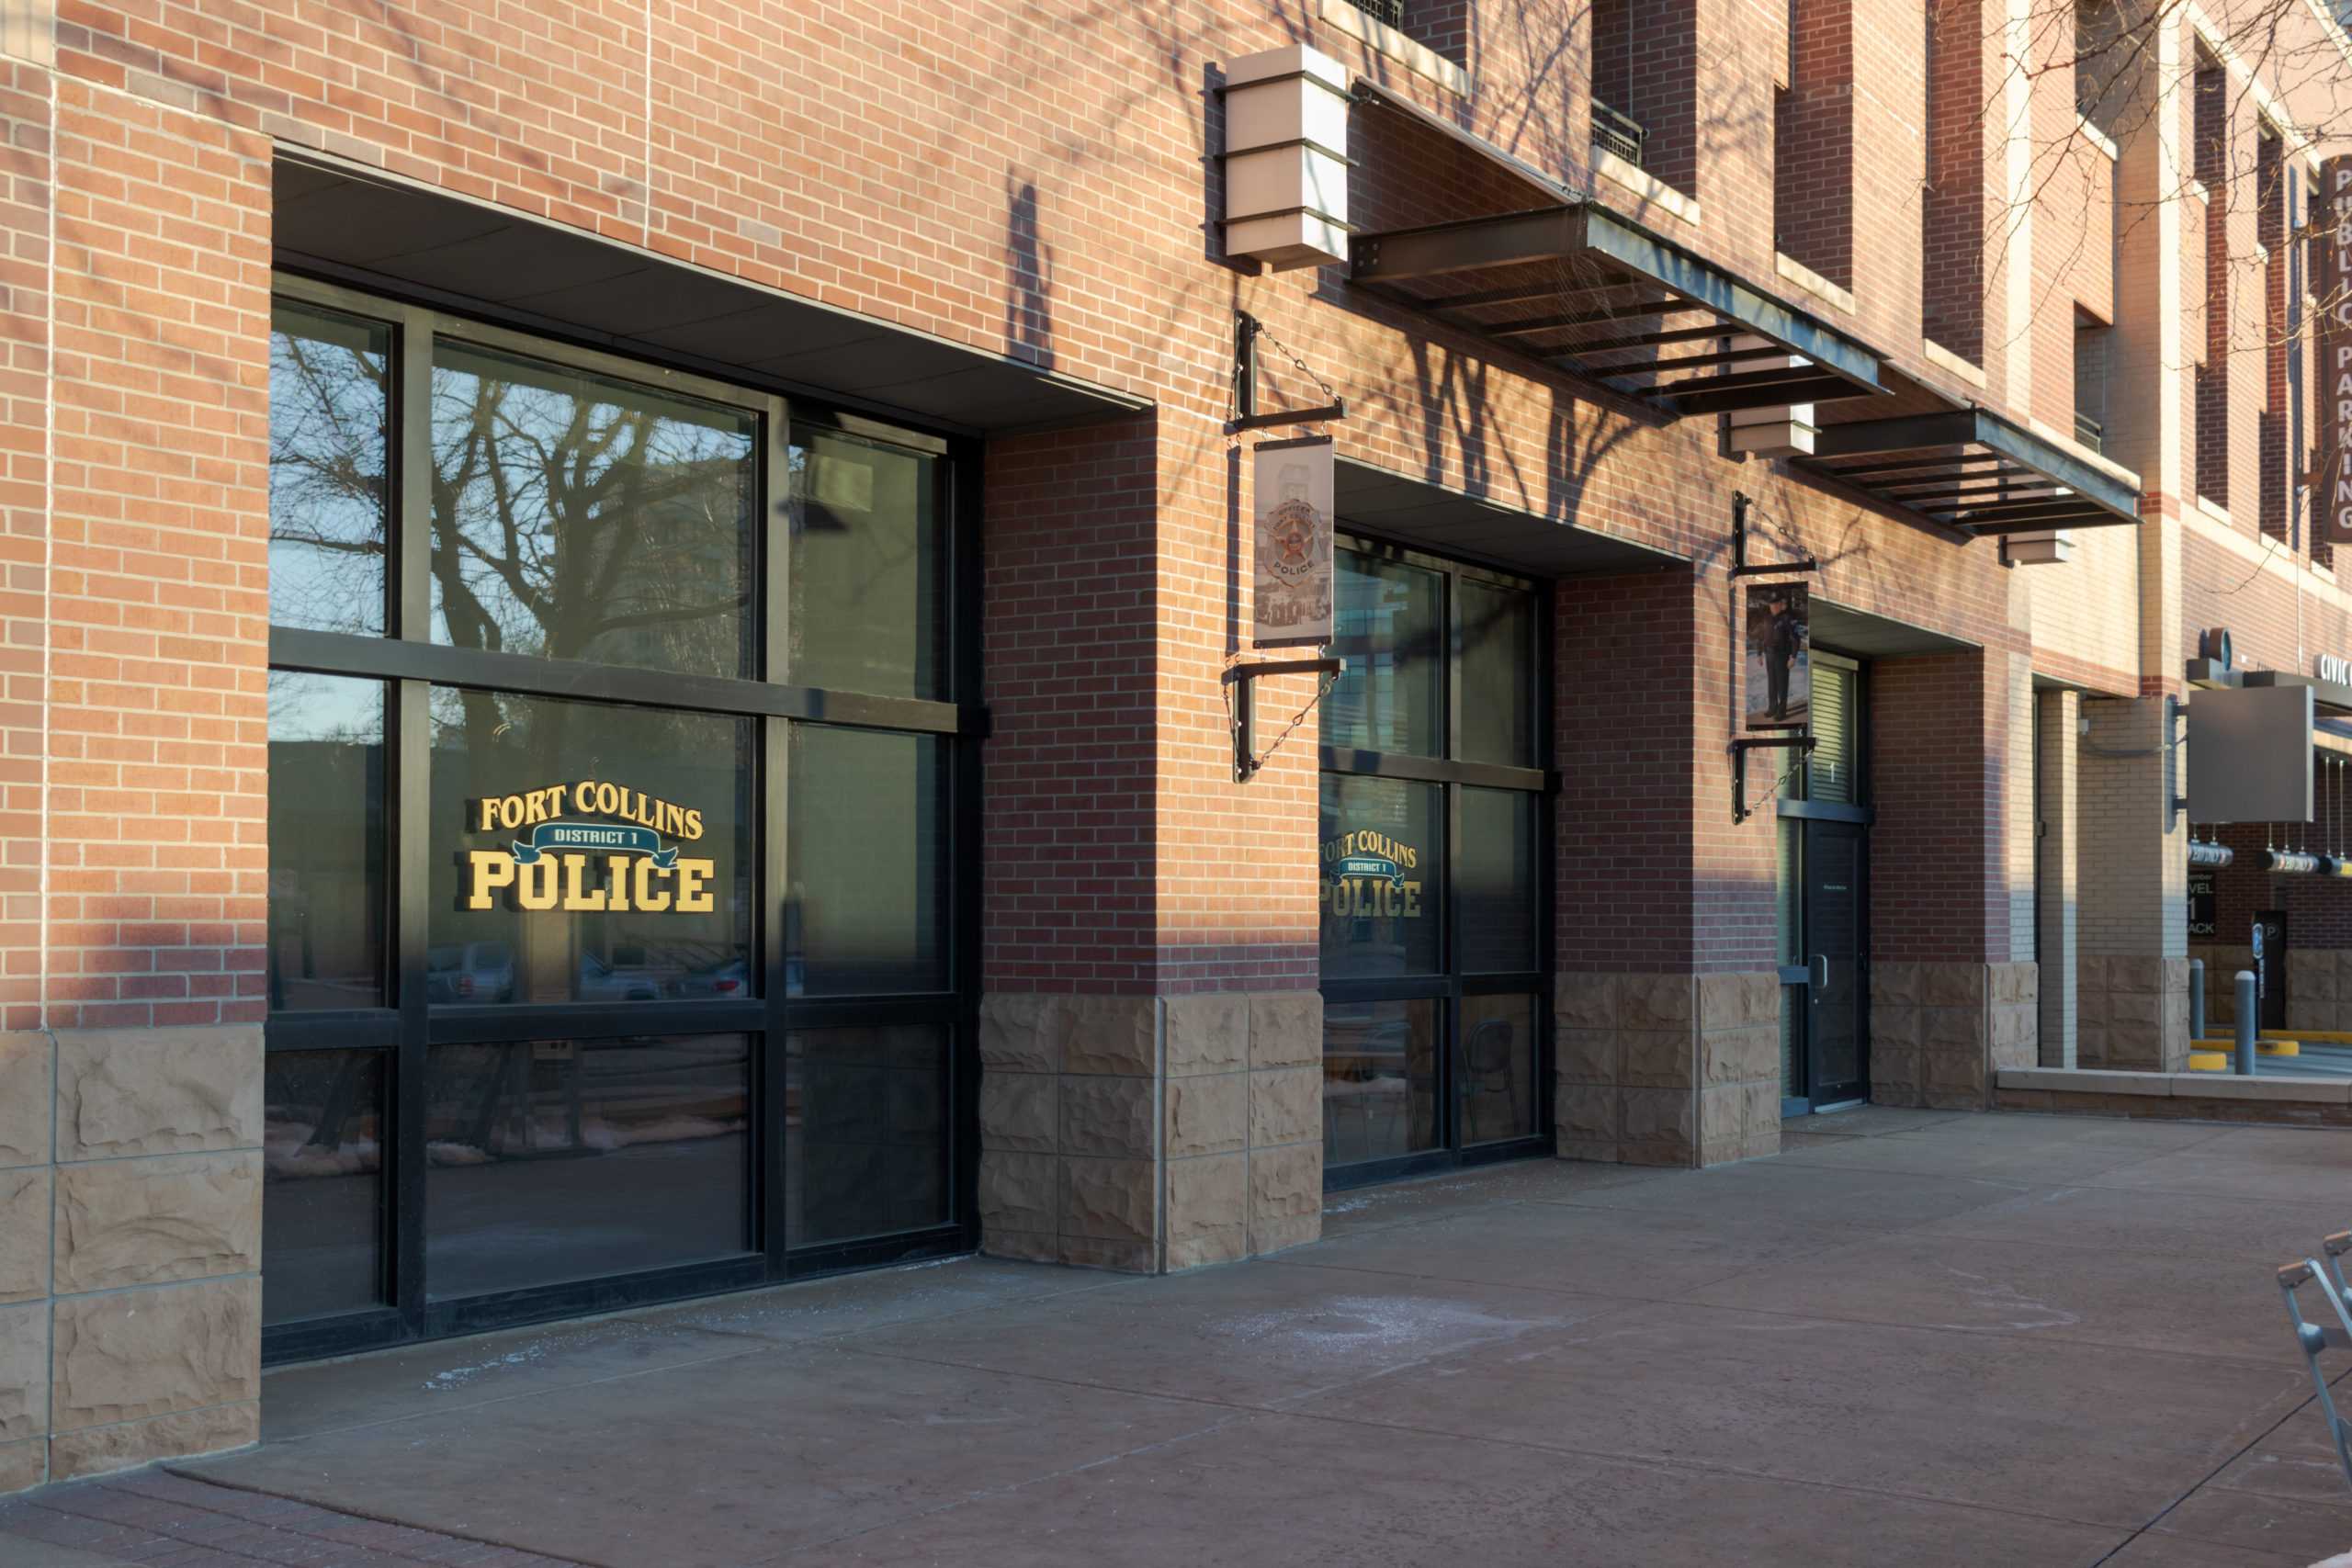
[0,60,48,1031]
[44,83,270,1030]
[1555,567,1698,974]
[2193,57,2230,507]
[1922,0,1994,367]
[1592,0,1699,196]
[17,0,2335,1028]
[1868,650,2009,964]
[981,416,1160,994]
[1776,0,1852,290]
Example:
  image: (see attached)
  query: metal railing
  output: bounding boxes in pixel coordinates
[1591,101,1647,167]
[1348,0,1408,27]
[2074,411,2105,454]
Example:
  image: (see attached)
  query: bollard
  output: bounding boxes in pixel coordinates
[2189,958,2206,1044]
[2236,971,2258,1076]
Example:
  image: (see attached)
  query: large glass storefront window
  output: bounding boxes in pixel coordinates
[1319,542,1550,1183]
[262,281,973,1360]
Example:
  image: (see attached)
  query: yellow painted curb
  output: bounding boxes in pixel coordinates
[2187,1051,2228,1071]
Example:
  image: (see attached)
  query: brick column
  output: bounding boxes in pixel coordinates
[2035,689,2081,1066]
[2078,694,2190,1071]
[1868,649,2038,1109]
[1553,567,1780,1170]
[0,77,273,1491]
[974,412,1322,1274]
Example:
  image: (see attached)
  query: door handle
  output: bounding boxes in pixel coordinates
[1811,954,1828,990]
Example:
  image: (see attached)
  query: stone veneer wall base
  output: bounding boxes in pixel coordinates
[2,1026,266,1493]
[1870,962,2038,1111]
[2076,956,2191,1071]
[976,991,1323,1272]
[1555,973,1781,1168]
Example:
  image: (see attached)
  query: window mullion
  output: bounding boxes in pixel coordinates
[391,675,432,1328]
[396,306,434,642]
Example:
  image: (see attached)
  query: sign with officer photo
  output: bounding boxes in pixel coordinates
[1744,581,1811,731]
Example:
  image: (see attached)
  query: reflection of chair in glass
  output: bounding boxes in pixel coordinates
[1461,1016,1519,1144]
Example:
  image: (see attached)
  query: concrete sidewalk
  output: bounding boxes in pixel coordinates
[5,1108,2350,1566]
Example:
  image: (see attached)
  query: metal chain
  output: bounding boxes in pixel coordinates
[1250,320,1339,406]
[1223,650,1340,776]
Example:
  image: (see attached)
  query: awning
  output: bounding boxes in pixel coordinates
[1347,202,1885,416]
[1811,600,1976,659]
[1796,408,2143,533]
[1335,457,1682,576]
[274,154,1150,437]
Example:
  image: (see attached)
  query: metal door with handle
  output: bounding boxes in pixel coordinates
[1803,821,1867,1105]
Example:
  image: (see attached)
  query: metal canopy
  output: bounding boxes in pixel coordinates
[1799,408,2143,533]
[1348,204,1884,416]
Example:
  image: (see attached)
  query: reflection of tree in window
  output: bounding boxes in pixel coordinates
[1328,552,1442,756]
[268,309,390,634]
[430,344,754,677]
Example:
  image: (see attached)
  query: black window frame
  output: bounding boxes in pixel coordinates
[261,274,984,1364]
[1318,534,1555,1190]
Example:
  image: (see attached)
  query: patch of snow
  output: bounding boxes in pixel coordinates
[1204,1295,1562,1358]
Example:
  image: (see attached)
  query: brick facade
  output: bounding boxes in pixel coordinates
[0,0,2339,1498]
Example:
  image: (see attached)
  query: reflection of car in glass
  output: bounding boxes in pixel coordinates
[674,954,748,998]
[425,942,514,1003]
[578,951,670,1001]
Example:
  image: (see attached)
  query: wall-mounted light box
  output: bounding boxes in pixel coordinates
[1222,45,1351,271]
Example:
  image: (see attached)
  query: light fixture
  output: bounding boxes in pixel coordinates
[2000,529,2076,566]
[1219,46,1351,272]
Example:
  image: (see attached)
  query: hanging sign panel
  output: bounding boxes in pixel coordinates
[2321,156,2352,546]
[1252,435,1334,649]
[1744,581,1811,731]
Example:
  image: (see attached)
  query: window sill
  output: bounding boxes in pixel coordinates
[2075,114,2119,161]
[1311,0,1467,96]
[1596,149,1699,226]
[1773,252,1854,313]
[1921,336,1988,389]
[2196,495,2232,526]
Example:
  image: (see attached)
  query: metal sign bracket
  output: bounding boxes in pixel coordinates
[1231,311,1347,433]
[1729,491,1820,579]
[1226,655,1346,780]
[1732,735,1816,823]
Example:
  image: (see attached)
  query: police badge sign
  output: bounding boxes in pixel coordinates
[1252,435,1334,648]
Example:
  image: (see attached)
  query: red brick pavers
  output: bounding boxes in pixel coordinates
[0,1468,581,1567]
